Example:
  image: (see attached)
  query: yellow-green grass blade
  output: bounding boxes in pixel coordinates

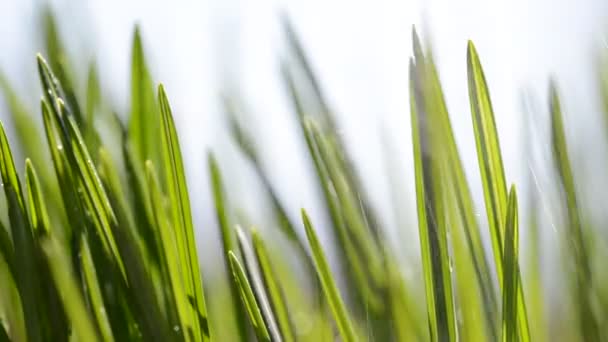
[80,235,115,342]
[301,209,357,342]
[25,160,51,238]
[40,237,99,342]
[251,230,296,342]
[84,62,102,151]
[129,26,160,168]
[158,84,210,340]
[208,152,249,341]
[409,58,457,342]
[0,221,14,280]
[0,250,25,342]
[467,41,530,340]
[412,29,497,337]
[549,83,598,341]
[235,227,282,341]
[228,251,271,342]
[502,186,524,342]
[145,160,193,341]
[0,120,44,342]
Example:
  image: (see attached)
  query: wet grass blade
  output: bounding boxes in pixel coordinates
[409,58,457,342]
[467,41,530,340]
[549,83,598,341]
[502,186,522,342]
[301,209,357,342]
[228,251,271,342]
[251,230,296,342]
[159,84,210,341]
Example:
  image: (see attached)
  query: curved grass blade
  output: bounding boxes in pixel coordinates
[40,237,99,342]
[549,83,598,341]
[467,41,530,340]
[129,26,159,168]
[409,58,457,342]
[158,84,210,341]
[228,251,271,342]
[301,209,357,342]
[235,227,282,342]
[251,230,296,342]
[0,121,43,342]
[502,186,522,342]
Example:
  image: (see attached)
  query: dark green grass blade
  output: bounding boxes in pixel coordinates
[235,227,281,342]
[301,209,357,342]
[129,26,160,168]
[0,221,14,280]
[409,58,457,342]
[502,186,522,342]
[41,237,99,342]
[228,251,271,342]
[0,121,43,342]
[158,84,210,341]
[549,83,599,341]
[251,230,296,342]
[208,153,249,341]
[412,29,498,339]
[467,42,530,340]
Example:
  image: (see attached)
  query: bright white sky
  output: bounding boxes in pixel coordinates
[0,0,607,272]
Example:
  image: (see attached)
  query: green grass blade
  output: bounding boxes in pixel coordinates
[228,251,271,342]
[129,26,159,168]
[25,160,51,238]
[158,84,210,341]
[549,83,598,341]
[80,234,115,342]
[409,58,457,342]
[235,227,282,342]
[301,209,357,342]
[251,230,296,342]
[502,186,522,342]
[0,221,14,280]
[40,237,99,342]
[467,42,530,340]
[0,121,43,342]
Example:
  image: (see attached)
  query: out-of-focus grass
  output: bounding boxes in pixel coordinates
[0,6,606,342]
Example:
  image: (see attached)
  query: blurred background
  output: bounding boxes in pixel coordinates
[1,0,607,299]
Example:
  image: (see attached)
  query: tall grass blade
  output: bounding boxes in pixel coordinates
[502,186,522,342]
[301,209,357,342]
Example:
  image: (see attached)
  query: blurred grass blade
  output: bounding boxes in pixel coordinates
[0,121,43,342]
[502,186,522,342]
[129,26,160,168]
[41,237,99,342]
[228,251,271,342]
[467,41,530,340]
[235,227,281,342]
[409,58,457,342]
[301,209,357,342]
[159,84,210,341]
[208,153,248,341]
[251,230,296,342]
[549,83,598,341]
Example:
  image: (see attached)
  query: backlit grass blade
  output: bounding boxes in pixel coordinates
[502,185,522,342]
[0,221,14,279]
[301,209,357,342]
[412,29,497,338]
[129,26,160,168]
[467,41,530,340]
[409,58,457,342]
[158,84,210,341]
[80,234,115,342]
[25,160,51,238]
[251,230,296,342]
[0,121,43,342]
[235,227,281,342]
[549,83,598,341]
[228,251,271,342]
[208,152,248,341]
[40,237,99,342]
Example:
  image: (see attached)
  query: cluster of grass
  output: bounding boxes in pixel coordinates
[0,8,607,342]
